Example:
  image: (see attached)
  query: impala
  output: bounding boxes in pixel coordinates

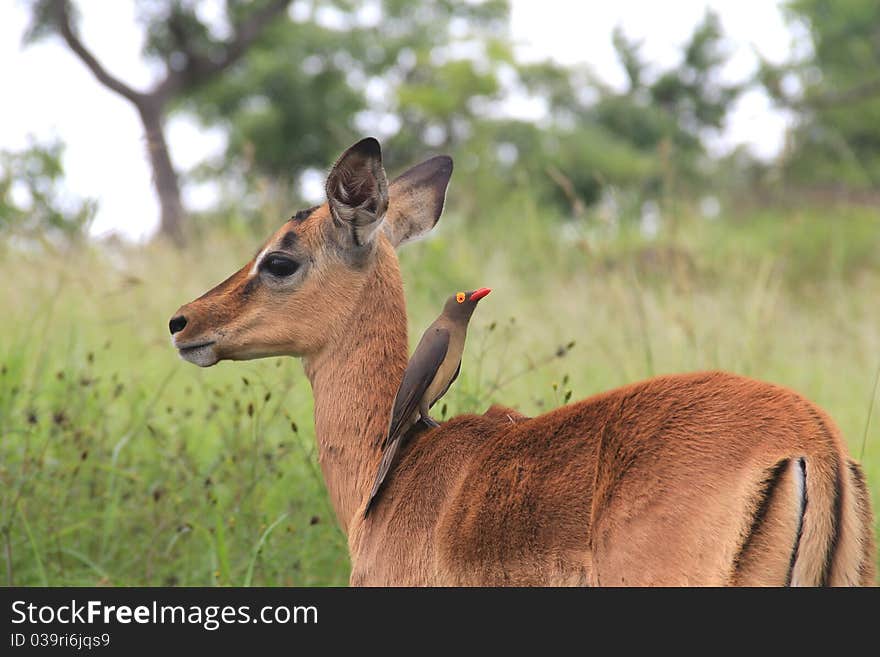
[169,137,875,586]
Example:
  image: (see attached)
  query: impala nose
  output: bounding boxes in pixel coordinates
[169,315,187,335]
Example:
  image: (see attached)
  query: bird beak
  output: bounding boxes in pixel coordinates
[469,288,491,302]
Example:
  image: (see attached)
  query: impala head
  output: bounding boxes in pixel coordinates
[169,137,453,367]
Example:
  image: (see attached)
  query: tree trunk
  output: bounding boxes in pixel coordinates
[139,102,186,247]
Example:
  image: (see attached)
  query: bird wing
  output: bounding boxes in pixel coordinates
[365,327,449,517]
[382,326,450,449]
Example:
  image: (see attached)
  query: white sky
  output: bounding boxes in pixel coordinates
[0,0,799,242]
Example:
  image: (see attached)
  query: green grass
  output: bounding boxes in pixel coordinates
[1,202,878,585]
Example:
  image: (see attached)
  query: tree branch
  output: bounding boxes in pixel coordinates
[50,0,143,104]
[157,0,292,99]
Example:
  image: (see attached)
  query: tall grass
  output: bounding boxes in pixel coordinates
[1,202,878,585]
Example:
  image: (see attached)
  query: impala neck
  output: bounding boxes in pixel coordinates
[302,241,408,534]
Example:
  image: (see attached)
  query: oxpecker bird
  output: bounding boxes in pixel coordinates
[364,287,492,516]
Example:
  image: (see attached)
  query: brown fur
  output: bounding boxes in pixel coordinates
[171,138,876,586]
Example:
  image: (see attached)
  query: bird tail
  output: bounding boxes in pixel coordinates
[363,440,399,518]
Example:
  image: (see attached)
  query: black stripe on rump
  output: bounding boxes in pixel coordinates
[731,458,791,581]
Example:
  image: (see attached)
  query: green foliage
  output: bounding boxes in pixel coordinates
[183,19,366,178]
[176,0,517,211]
[458,10,742,214]
[0,139,96,242]
[598,11,741,178]
[138,0,220,63]
[131,0,367,180]
[457,119,658,211]
[762,0,880,186]
[21,0,69,45]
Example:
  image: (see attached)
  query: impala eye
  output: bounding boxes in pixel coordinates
[261,254,299,277]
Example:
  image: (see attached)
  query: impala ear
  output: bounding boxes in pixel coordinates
[325,137,389,248]
[384,155,453,248]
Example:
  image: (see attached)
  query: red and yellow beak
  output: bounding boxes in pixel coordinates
[469,288,492,302]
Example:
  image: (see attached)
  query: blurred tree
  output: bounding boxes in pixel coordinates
[485,10,740,215]
[24,0,293,246]
[0,139,96,242]
[184,0,511,180]
[598,11,742,180]
[23,1,744,235]
[759,0,880,187]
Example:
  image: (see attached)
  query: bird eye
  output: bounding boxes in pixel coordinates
[261,254,299,277]
[456,292,465,303]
